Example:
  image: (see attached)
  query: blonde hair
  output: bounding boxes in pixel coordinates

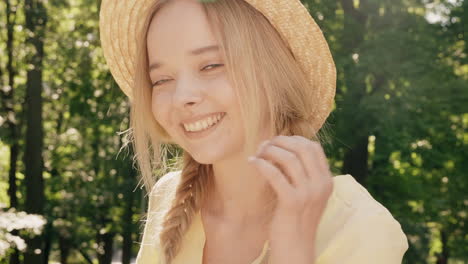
[127,0,331,263]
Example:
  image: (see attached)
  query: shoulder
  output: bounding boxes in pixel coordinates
[139,170,183,246]
[330,174,406,230]
[149,169,183,202]
[145,169,184,222]
[135,170,183,263]
[331,174,391,212]
[315,174,409,263]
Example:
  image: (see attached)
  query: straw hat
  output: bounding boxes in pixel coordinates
[99,0,336,132]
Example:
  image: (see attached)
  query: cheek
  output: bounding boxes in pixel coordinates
[214,77,238,109]
[151,91,170,128]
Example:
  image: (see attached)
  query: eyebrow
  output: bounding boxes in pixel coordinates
[149,45,219,72]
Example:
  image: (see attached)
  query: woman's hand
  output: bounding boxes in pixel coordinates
[248,135,334,264]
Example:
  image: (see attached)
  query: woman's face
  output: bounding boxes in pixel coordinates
[147,0,245,164]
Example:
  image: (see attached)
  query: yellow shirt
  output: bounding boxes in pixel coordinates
[136,170,409,264]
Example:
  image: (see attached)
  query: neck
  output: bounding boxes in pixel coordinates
[202,148,276,227]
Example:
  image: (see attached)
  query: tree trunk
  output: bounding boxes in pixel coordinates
[4,1,22,263]
[23,0,47,263]
[58,235,72,264]
[338,0,370,184]
[463,0,468,65]
[97,232,115,264]
[342,135,369,185]
[122,165,137,264]
[5,0,20,211]
[91,126,115,264]
[42,221,53,264]
[436,229,449,264]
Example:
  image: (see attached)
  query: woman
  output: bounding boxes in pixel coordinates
[99,0,409,263]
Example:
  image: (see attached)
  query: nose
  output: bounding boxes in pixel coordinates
[172,75,204,110]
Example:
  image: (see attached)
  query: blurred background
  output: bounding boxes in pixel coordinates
[0,0,466,263]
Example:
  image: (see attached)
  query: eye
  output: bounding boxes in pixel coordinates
[202,64,224,71]
[152,79,170,87]
[152,64,224,88]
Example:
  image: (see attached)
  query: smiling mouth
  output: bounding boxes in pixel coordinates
[181,112,226,132]
[180,112,226,139]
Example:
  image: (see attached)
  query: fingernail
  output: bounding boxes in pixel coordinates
[248,156,256,162]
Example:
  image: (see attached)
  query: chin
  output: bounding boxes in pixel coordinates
[189,150,226,165]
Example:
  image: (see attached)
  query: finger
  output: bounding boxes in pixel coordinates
[308,141,332,180]
[248,156,294,199]
[268,135,319,180]
[256,143,308,187]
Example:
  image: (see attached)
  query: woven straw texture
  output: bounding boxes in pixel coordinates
[99,0,336,132]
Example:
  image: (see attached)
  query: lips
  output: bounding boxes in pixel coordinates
[182,112,225,132]
[180,112,226,125]
[181,113,226,140]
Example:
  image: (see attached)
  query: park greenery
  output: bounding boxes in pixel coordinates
[0,0,466,263]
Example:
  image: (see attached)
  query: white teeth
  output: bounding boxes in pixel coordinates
[183,113,224,132]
